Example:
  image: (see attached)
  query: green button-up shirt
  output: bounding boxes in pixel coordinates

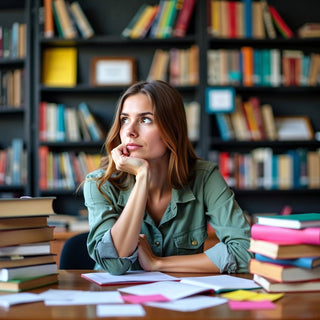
[84,160,253,275]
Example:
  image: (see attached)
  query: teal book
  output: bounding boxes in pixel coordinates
[255,254,320,269]
[257,213,320,229]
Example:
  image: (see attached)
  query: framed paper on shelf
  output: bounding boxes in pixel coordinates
[205,87,235,114]
[275,116,314,140]
[90,57,136,86]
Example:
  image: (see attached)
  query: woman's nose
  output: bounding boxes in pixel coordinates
[126,122,138,137]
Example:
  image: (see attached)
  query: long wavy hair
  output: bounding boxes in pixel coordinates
[96,80,199,194]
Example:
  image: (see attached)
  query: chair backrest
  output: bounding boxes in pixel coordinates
[59,232,95,270]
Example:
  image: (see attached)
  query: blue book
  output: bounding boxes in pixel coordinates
[57,104,66,142]
[242,0,252,38]
[255,253,320,269]
[216,114,233,141]
[12,138,23,185]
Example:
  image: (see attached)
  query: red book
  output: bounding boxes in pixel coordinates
[39,101,47,141]
[268,6,294,38]
[227,1,237,38]
[173,0,196,37]
[251,223,320,245]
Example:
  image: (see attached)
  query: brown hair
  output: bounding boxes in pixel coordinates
[96,80,199,193]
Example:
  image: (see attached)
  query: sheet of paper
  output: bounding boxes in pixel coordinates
[0,293,43,308]
[39,289,123,305]
[180,275,261,292]
[96,304,146,317]
[118,280,210,300]
[145,296,227,312]
[122,294,169,303]
[81,271,178,285]
[228,300,276,310]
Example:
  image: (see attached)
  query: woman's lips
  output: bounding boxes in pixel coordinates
[126,144,142,151]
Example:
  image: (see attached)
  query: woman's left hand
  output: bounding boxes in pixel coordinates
[138,234,159,271]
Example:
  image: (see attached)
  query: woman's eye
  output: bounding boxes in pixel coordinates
[141,117,152,124]
[120,117,128,125]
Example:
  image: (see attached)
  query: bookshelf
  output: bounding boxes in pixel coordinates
[1,0,318,218]
[0,0,32,198]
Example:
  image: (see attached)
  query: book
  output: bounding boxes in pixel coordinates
[52,0,77,39]
[69,1,95,39]
[44,0,54,38]
[77,102,104,141]
[249,238,320,259]
[253,274,320,293]
[0,242,51,257]
[0,197,55,217]
[255,254,320,269]
[0,273,58,292]
[260,0,276,39]
[173,0,196,37]
[42,47,77,87]
[0,254,56,269]
[249,258,320,283]
[251,223,320,245]
[0,227,55,247]
[268,5,294,38]
[81,271,179,286]
[256,213,320,229]
[0,263,58,281]
[0,215,48,230]
[121,4,148,38]
[298,23,320,38]
[179,275,261,293]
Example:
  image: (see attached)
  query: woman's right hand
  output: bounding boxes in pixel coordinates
[111,144,149,177]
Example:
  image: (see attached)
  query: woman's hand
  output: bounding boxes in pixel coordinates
[138,234,159,271]
[111,144,149,177]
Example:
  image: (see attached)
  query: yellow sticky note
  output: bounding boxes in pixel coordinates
[221,290,284,302]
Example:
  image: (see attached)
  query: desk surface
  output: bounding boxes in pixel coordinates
[0,270,319,319]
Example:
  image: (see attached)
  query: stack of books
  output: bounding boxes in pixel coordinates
[249,213,320,292]
[0,197,58,292]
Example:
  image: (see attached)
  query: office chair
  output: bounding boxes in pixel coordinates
[59,232,95,269]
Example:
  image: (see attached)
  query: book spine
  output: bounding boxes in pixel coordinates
[251,224,320,245]
[173,0,196,37]
[255,254,315,269]
[44,0,54,38]
[122,4,147,38]
[69,1,95,39]
[268,5,294,38]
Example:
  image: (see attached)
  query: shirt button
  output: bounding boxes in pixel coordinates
[155,241,160,246]
[191,240,198,246]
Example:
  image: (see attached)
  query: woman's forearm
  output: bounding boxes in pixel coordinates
[111,171,149,257]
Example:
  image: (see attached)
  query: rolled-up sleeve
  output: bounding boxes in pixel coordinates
[203,166,253,273]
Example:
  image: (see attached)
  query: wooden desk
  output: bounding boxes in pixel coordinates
[0,270,319,319]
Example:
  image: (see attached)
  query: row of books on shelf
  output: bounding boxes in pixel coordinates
[0,139,27,186]
[208,48,320,87]
[249,213,320,292]
[148,45,199,86]
[39,147,102,190]
[122,0,196,39]
[42,0,95,39]
[0,197,58,292]
[208,0,293,39]
[39,101,105,142]
[215,96,314,142]
[209,148,320,190]
[0,23,26,59]
[0,68,25,108]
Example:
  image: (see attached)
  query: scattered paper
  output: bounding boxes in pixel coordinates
[0,293,43,308]
[119,280,210,300]
[96,304,146,317]
[122,294,169,303]
[39,289,123,305]
[82,271,178,286]
[228,300,276,310]
[145,295,227,312]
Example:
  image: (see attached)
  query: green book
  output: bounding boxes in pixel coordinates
[257,213,320,229]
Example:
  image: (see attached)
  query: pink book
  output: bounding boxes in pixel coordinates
[251,224,320,245]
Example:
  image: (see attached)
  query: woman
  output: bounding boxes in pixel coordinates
[84,80,253,275]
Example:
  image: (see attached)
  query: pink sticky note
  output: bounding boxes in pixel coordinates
[228,300,276,310]
[122,294,170,304]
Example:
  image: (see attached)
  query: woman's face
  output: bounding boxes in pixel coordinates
[119,93,168,162]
